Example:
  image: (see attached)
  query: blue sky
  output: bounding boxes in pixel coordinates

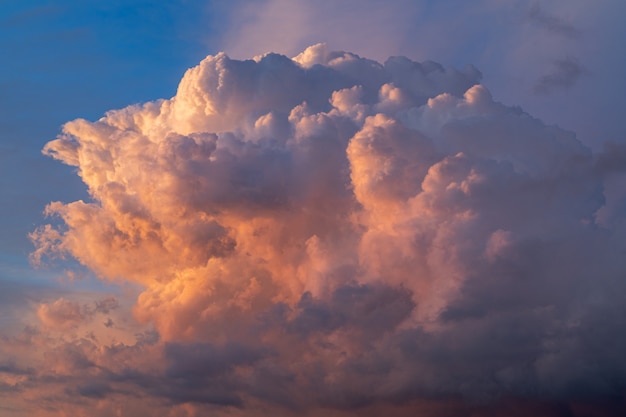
[2,1,626,415]
[1,0,210,270]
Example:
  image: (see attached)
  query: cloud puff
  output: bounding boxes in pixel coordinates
[36,298,86,328]
[22,44,626,416]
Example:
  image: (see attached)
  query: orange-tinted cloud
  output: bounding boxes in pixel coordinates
[15,44,626,416]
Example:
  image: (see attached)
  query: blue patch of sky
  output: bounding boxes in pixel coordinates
[0,0,221,284]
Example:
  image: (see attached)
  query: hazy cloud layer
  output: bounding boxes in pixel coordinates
[11,44,626,416]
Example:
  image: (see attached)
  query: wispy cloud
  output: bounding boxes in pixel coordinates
[528,3,581,39]
[534,56,588,94]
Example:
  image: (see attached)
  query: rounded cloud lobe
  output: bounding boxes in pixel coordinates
[26,44,626,416]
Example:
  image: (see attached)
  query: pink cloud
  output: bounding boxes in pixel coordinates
[11,44,626,416]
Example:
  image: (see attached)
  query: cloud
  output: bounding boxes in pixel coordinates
[534,57,588,95]
[37,298,86,328]
[16,44,626,416]
[528,3,581,39]
[35,296,120,329]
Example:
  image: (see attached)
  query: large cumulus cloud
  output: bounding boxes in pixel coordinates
[21,44,626,416]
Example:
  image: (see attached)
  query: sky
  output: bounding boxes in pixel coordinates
[1,0,626,416]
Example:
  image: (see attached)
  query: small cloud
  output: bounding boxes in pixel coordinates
[534,57,588,95]
[528,3,581,39]
[94,297,119,314]
[36,296,121,329]
[37,298,85,328]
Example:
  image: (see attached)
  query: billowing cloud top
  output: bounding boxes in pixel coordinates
[21,44,626,416]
